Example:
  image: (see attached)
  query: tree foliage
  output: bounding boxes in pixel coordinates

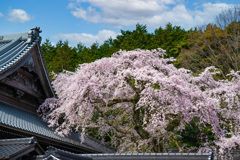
[39,49,240,159]
[41,23,188,75]
[152,23,189,58]
[177,6,240,77]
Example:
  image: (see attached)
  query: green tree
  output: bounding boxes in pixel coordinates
[41,39,57,72]
[113,24,153,50]
[52,40,77,73]
[153,23,189,58]
[178,22,239,76]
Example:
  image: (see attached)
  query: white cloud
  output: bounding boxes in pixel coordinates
[8,9,32,23]
[193,3,233,26]
[71,6,101,23]
[69,0,233,29]
[52,30,119,47]
[51,42,56,47]
[70,0,172,27]
[0,12,3,17]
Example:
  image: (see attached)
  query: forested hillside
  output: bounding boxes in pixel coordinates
[41,23,189,73]
[41,7,239,79]
[41,6,239,77]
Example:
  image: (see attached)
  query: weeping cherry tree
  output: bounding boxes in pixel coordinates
[38,48,240,158]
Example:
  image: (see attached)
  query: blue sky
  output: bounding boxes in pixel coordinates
[0,0,239,47]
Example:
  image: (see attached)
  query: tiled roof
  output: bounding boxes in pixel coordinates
[83,152,214,160]
[0,28,41,75]
[0,137,44,159]
[0,101,115,153]
[36,147,93,160]
[36,147,213,160]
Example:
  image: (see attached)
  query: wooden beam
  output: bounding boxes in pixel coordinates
[2,80,44,99]
[32,45,54,98]
[0,93,38,114]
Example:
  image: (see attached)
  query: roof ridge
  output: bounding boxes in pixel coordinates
[0,31,29,41]
[0,36,22,54]
[0,137,36,145]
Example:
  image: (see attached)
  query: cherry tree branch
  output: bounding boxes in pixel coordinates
[94,105,135,138]
[169,135,185,153]
[125,77,150,139]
